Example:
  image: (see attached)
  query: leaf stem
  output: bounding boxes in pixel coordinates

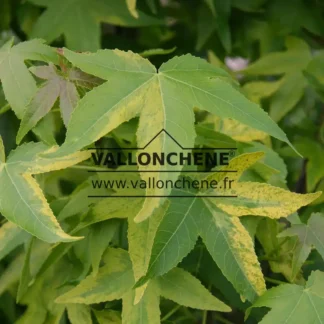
[213,313,234,324]
[265,277,287,285]
[0,103,10,115]
[202,310,208,324]
[161,305,182,322]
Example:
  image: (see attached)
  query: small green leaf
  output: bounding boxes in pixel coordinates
[279,213,324,265]
[17,64,80,143]
[246,271,324,323]
[67,304,92,324]
[90,220,119,276]
[94,309,121,324]
[56,248,135,304]
[158,267,231,312]
[0,39,58,118]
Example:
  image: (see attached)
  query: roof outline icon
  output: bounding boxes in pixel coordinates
[87,128,237,150]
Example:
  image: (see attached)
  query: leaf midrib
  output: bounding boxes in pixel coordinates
[161,73,283,140]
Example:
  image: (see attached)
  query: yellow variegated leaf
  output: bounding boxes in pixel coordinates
[203,114,268,142]
[202,151,264,184]
[214,182,321,218]
[137,191,265,302]
[0,222,30,261]
[67,304,92,324]
[94,309,121,324]
[56,248,135,304]
[200,202,266,301]
[242,79,283,104]
[126,0,138,18]
[0,142,90,243]
[122,281,160,324]
[47,49,295,223]
[128,202,168,281]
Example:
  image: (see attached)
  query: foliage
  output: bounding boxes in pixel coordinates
[1,1,324,323]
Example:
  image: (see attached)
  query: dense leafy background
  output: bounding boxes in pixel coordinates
[1,0,324,323]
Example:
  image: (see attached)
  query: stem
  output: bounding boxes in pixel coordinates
[202,310,208,324]
[214,314,234,324]
[0,103,10,115]
[265,277,287,285]
[161,305,182,322]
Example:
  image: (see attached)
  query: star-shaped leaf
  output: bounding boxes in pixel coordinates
[28,0,162,51]
[0,141,90,243]
[46,49,296,223]
[246,270,324,324]
[278,213,324,278]
[17,64,80,143]
[134,152,320,302]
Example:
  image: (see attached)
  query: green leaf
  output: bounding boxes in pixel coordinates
[158,267,231,312]
[0,39,58,117]
[246,270,324,323]
[242,37,311,76]
[17,64,80,143]
[123,268,230,324]
[128,202,167,281]
[56,248,135,304]
[0,222,30,261]
[17,237,34,303]
[214,182,321,218]
[202,114,268,143]
[294,139,324,191]
[257,218,304,283]
[242,79,283,104]
[279,213,324,265]
[122,281,160,324]
[269,72,306,122]
[139,47,177,58]
[240,142,288,181]
[137,191,266,302]
[200,202,266,302]
[126,0,138,18]
[28,0,161,51]
[197,0,231,52]
[94,309,121,324]
[90,220,119,276]
[49,49,295,222]
[137,192,200,283]
[67,304,92,324]
[56,247,230,319]
[0,142,90,243]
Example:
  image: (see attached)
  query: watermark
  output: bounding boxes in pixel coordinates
[87,129,238,198]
